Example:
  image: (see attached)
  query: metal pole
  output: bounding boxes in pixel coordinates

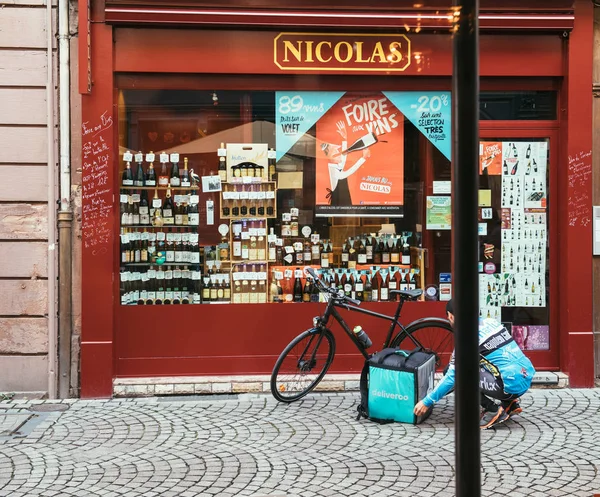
[452,1,481,496]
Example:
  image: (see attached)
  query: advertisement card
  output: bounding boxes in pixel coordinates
[480,141,502,175]
[426,196,451,230]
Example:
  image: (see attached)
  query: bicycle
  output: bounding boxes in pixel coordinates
[270,267,454,403]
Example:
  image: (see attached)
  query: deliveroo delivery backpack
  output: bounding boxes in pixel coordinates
[357,348,436,424]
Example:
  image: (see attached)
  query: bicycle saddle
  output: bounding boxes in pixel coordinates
[390,289,423,300]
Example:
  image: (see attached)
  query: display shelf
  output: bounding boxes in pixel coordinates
[120,186,199,191]
[123,224,201,229]
[121,262,200,267]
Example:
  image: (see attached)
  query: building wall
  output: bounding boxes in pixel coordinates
[0,0,57,393]
[594,5,600,381]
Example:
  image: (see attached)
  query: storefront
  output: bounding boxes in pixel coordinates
[79,1,595,398]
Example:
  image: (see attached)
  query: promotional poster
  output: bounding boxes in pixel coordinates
[315,92,405,217]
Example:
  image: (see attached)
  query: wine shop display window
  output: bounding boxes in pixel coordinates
[478,138,551,350]
[117,89,453,306]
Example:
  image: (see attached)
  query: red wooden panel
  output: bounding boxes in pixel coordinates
[561,0,594,387]
[80,342,114,398]
[113,29,564,78]
[115,301,447,377]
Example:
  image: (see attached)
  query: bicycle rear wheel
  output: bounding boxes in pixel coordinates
[271,329,336,403]
[391,319,454,371]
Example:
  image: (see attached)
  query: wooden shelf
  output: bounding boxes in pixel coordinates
[120,186,199,191]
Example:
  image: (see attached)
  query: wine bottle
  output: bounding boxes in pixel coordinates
[402,237,411,265]
[164,269,173,304]
[320,242,329,268]
[511,161,519,175]
[371,271,379,302]
[373,238,382,264]
[381,239,390,264]
[122,162,134,186]
[357,238,367,265]
[355,272,364,301]
[366,236,374,264]
[303,238,311,264]
[163,187,174,225]
[342,132,377,154]
[155,267,165,304]
[180,157,191,187]
[303,278,312,303]
[390,237,400,264]
[526,144,531,158]
[341,241,349,268]
[380,271,389,301]
[311,234,320,263]
[188,198,199,226]
[364,273,372,302]
[158,153,170,187]
[218,143,227,182]
[202,276,211,303]
[145,154,157,186]
[134,157,145,187]
[348,239,357,270]
[293,271,303,302]
[139,190,150,225]
[268,148,276,181]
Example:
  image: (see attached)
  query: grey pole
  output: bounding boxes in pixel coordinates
[452,1,481,496]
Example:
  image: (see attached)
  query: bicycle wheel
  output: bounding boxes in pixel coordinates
[271,329,336,403]
[391,319,454,371]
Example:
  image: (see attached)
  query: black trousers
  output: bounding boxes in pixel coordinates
[479,359,520,411]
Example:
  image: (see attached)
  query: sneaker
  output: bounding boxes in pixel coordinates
[504,399,522,418]
[480,406,509,430]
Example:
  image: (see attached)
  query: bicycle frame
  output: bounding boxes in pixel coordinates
[315,295,422,360]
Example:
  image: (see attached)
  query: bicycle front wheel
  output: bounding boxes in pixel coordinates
[391,319,454,371]
[271,329,336,403]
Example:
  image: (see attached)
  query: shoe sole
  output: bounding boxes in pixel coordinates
[506,407,523,419]
[480,409,509,430]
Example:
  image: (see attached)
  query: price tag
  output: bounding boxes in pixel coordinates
[182,232,190,242]
[160,153,169,163]
[267,149,277,159]
[285,245,294,254]
[240,191,250,200]
[282,213,292,222]
[189,233,199,243]
[123,151,133,162]
[266,191,276,199]
[284,269,293,278]
[148,232,157,241]
[145,152,155,163]
[135,152,143,163]
[174,233,182,242]
[169,153,180,163]
[156,232,166,241]
[311,233,320,243]
[295,269,303,278]
[189,195,199,204]
[218,224,229,236]
[120,194,128,203]
[276,238,283,247]
[217,148,227,157]
[152,198,162,208]
[290,207,299,216]
[166,233,174,242]
[274,270,283,280]
[301,226,312,238]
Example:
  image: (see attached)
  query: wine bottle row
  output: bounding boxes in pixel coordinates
[120,268,202,305]
[122,151,195,188]
[269,267,420,304]
[120,188,200,227]
[120,229,201,266]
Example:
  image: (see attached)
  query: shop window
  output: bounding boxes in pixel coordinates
[117,90,452,306]
[479,139,550,350]
[480,91,557,121]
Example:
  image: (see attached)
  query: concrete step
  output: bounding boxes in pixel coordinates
[112,371,569,398]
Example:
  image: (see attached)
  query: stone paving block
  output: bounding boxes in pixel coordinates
[173,384,194,395]
[212,382,232,393]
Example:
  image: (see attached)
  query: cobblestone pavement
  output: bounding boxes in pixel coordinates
[1,389,600,497]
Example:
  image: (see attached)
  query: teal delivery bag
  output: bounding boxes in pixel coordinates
[357,348,436,424]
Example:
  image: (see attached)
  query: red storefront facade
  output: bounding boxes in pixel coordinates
[79,0,595,398]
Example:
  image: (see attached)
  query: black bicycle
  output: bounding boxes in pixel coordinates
[270,267,454,402]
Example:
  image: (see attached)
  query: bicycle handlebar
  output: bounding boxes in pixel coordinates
[305,266,361,307]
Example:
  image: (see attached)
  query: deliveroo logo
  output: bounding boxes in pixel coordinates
[371,389,410,401]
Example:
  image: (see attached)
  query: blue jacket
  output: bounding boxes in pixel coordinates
[422,318,536,408]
